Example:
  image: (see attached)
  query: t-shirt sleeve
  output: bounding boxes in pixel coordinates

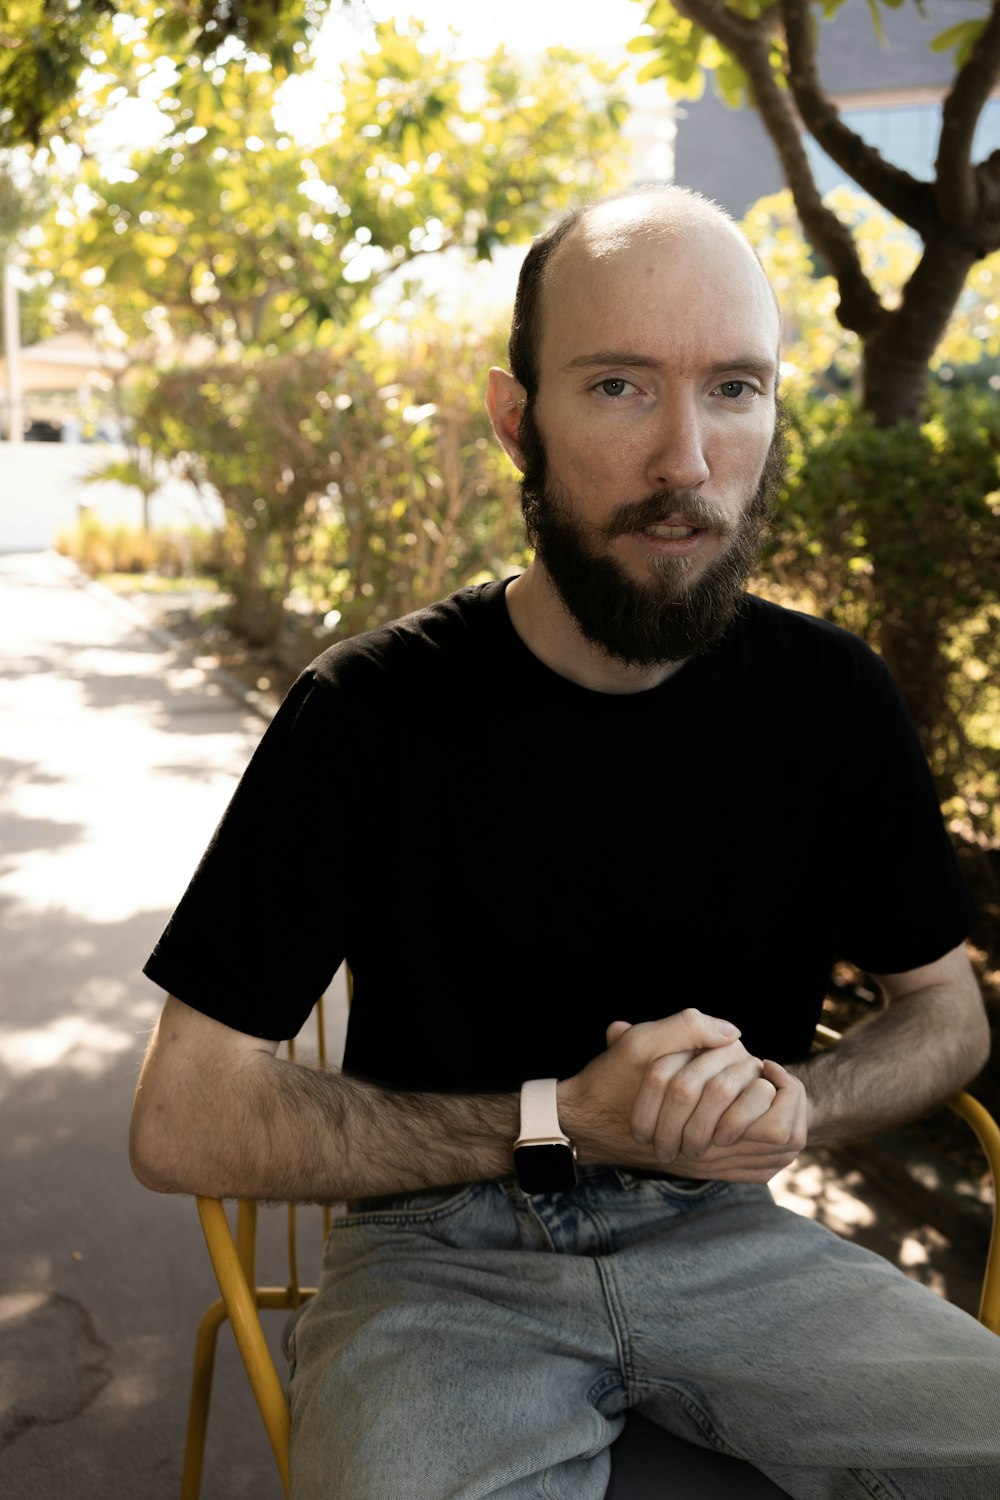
[143,668,352,1039]
[832,648,977,976]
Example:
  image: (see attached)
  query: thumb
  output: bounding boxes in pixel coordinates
[606,1020,633,1047]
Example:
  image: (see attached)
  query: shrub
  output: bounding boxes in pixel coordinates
[761,387,1000,840]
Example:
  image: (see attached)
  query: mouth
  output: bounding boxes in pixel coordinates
[642,522,705,541]
[623,515,711,560]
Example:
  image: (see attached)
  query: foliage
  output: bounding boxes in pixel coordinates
[628,0,1000,425]
[628,0,987,109]
[743,188,1000,402]
[741,191,1000,840]
[139,348,343,644]
[35,21,629,354]
[132,318,524,649]
[57,511,224,577]
[760,385,1000,840]
[80,372,170,531]
[293,319,524,640]
[0,0,334,149]
[80,443,162,531]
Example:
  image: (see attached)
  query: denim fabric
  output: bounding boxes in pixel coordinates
[284,1169,1000,1499]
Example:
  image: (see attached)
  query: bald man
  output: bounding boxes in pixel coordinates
[132,188,1000,1498]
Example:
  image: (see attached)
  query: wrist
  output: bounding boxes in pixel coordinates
[556,1076,611,1166]
[514,1078,577,1193]
[783,1061,822,1144]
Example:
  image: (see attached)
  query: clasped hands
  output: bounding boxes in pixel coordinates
[561,1009,809,1184]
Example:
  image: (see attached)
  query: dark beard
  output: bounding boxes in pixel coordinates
[518,404,786,668]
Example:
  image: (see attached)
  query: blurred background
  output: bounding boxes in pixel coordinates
[1,2,998,1495]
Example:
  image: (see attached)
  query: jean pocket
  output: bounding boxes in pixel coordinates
[640,1174,732,1207]
[333,1180,485,1229]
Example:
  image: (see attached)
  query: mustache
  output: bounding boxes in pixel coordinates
[600,490,737,540]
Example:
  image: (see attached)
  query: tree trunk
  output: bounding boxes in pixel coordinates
[861,234,977,427]
[229,535,284,647]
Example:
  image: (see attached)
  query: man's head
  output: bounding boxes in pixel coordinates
[487,186,785,667]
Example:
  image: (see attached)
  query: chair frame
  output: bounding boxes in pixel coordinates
[180,1022,1000,1500]
[181,1007,332,1500]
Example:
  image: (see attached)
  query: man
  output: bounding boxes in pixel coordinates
[131,187,1000,1498]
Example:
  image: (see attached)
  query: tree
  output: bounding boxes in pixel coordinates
[741,189,1000,843]
[629,0,1000,426]
[0,0,333,149]
[142,349,347,644]
[628,5,1000,835]
[39,21,629,355]
[137,319,524,649]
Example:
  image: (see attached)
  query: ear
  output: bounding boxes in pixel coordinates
[486,367,529,473]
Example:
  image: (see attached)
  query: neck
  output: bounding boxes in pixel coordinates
[504,564,686,696]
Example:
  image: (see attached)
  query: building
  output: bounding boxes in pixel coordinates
[673,0,1000,217]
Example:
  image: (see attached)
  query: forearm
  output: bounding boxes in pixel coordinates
[130,999,518,1202]
[788,976,990,1148]
[235,1053,519,1202]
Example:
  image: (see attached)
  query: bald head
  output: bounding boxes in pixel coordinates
[508,186,779,400]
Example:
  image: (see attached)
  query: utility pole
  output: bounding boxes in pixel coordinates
[2,256,24,443]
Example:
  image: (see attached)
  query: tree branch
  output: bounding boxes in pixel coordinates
[937,0,1000,236]
[973,151,1000,242]
[673,0,885,337]
[781,0,937,238]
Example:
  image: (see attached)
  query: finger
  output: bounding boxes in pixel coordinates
[761,1058,805,1096]
[625,1010,741,1065]
[671,1137,802,1183]
[708,1075,781,1148]
[617,1020,743,1146]
[763,1060,810,1151]
[628,1048,694,1146]
[673,1061,771,1160]
[738,1062,808,1151]
[605,1020,633,1047]
[631,1045,756,1157]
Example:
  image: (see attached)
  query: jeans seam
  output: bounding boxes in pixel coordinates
[595,1254,634,1392]
[849,1471,907,1500]
[637,1380,746,1460]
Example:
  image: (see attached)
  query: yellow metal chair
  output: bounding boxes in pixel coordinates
[180,1019,1000,1500]
[180,996,333,1500]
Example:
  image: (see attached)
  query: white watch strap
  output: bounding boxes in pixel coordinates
[518,1078,564,1142]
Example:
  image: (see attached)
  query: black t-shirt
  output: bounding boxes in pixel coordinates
[144,581,976,1091]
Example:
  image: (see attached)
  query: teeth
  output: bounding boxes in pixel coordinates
[646,524,695,539]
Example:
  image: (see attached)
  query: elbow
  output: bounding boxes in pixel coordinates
[954,988,992,1090]
[129,1099,185,1194]
[129,1081,214,1196]
[966,1009,992,1084]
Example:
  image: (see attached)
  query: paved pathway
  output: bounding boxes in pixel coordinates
[0,550,339,1500]
[0,549,990,1499]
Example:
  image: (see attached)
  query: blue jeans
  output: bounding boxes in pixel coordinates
[284,1168,1000,1498]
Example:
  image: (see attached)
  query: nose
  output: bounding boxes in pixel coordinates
[645,396,710,491]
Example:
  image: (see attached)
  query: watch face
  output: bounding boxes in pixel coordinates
[514,1142,578,1195]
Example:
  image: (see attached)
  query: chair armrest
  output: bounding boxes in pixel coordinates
[946,1092,1000,1335]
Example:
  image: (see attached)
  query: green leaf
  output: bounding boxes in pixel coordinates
[865,0,887,44]
[930,19,986,67]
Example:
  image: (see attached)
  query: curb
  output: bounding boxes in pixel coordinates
[56,551,278,725]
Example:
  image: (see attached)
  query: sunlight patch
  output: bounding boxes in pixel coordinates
[0,1014,134,1079]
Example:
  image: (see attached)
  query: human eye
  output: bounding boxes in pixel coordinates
[591,376,639,400]
[712,378,761,401]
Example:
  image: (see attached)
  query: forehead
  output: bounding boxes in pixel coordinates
[538,202,780,377]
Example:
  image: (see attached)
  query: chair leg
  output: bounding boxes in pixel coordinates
[181,1298,229,1500]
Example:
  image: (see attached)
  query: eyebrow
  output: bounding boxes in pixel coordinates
[561,349,778,380]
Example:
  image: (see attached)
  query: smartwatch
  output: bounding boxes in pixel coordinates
[513,1078,578,1194]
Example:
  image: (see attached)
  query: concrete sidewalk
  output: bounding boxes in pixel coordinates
[0,550,342,1500]
[0,550,991,1499]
